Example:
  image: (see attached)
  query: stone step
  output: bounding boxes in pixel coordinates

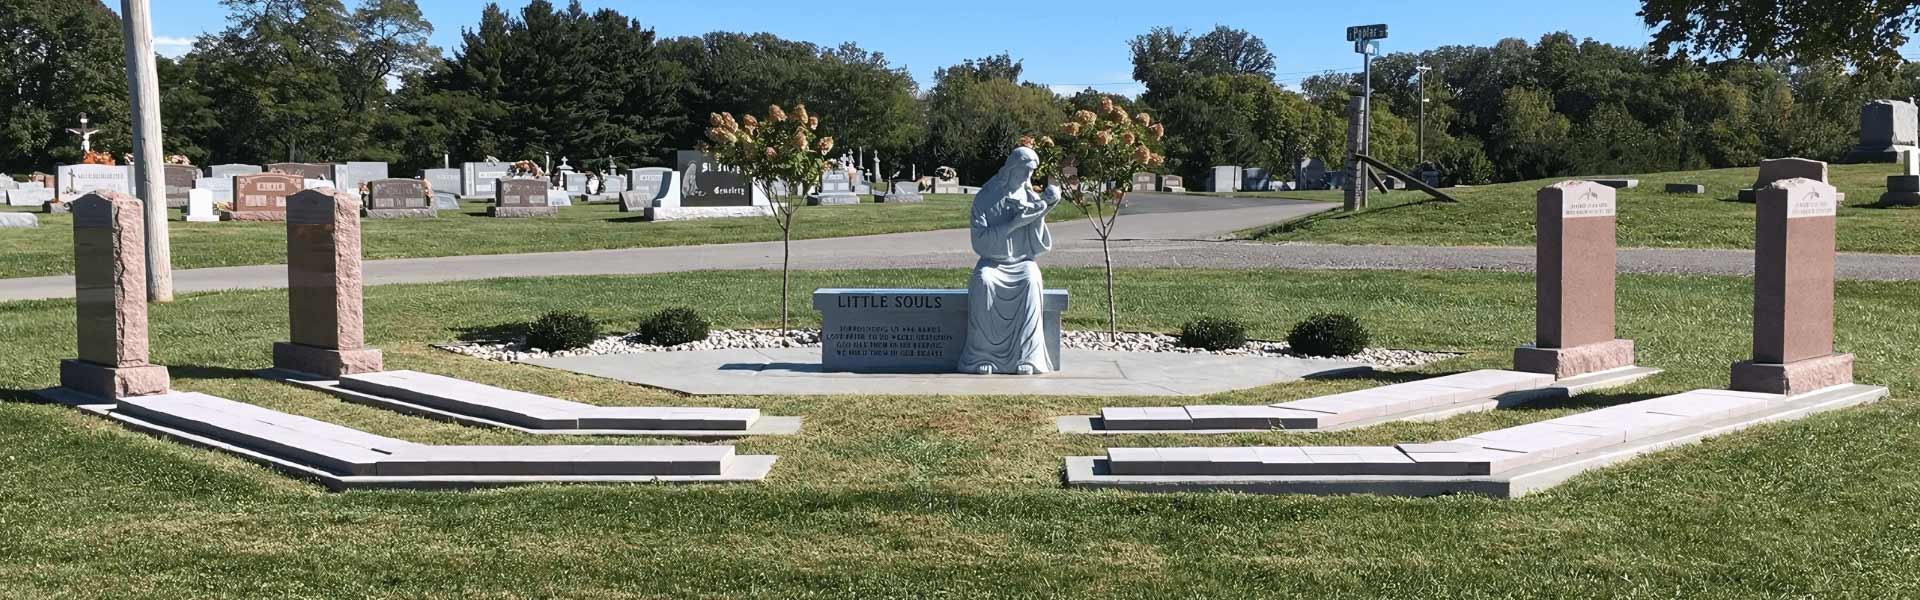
[338,370,758,430]
[1099,369,1553,431]
[116,392,740,477]
[1102,388,1781,476]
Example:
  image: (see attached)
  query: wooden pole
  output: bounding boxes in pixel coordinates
[120,0,172,302]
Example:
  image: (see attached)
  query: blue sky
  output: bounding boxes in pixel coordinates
[131,0,1666,94]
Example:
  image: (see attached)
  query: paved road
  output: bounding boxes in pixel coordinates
[9,193,1920,302]
[0,193,1328,302]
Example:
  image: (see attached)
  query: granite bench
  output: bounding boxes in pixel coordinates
[1091,369,1555,432]
[337,370,761,431]
[116,392,743,477]
[1089,388,1790,479]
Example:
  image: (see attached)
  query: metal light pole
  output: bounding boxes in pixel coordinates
[120,0,172,302]
[1416,65,1430,165]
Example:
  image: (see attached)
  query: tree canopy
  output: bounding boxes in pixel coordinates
[6,1,1915,189]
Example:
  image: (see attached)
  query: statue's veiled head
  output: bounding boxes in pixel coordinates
[1003,146,1040,182]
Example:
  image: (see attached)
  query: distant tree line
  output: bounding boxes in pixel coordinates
[5,0,1918,187]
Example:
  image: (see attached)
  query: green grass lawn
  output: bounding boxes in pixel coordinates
[0,195,982,279]
[2,267,1918,596]
[1248,162,1920,254]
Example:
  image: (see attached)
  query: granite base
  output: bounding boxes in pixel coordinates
[59,359,169,399]
[1731,353,1854,396]
[362,208,437,219]
[1514,339,1636,379]
[487,206,558,218]
[272,342,384,378]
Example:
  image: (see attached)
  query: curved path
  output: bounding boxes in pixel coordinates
[6,193,1920,302]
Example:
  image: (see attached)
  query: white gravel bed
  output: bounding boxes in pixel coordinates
[437,329,1461,370]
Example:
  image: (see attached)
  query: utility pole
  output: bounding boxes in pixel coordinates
[121,0,172,302]
[1416,64,1430,165]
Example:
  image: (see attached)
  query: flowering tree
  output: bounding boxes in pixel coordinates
[704,104,833,334]
[1034,97,1166,338]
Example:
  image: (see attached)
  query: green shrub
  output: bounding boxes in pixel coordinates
[636,307,710,346]
[1286,314,1369,357]
[1178,317,1247,351]
[525,311,600,351]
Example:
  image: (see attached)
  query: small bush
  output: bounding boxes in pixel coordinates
[1287,314,1370,357]
[636,307,710,346]
[525,311,600,351]
[1178,317,1247,351]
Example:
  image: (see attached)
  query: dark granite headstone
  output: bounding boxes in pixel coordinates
[363,178,434,219]
[676,150,752,207]
[163,164,199,207]
[489,178,556,217]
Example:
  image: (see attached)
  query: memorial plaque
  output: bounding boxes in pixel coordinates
[209,164,262,179]
[56,164,133,200]
[1161,174,1185,192]
[563,172,589,195]
[604,175,627,194]
[877,180,924,203]
[496,179,546,207]
[229,173,303,220]
[267,162,333,181]
[163,164,199,205]
[813,288,1068,373]
[7,188,54,207]
[195,176,235,205]
[333,161,389,193]
[1132,172,1157,192]
[367,179,426,209]
[461,161,510,197]
[421,168,460,197]
[488,178,557,217]
[677,150,752,207]
[810,170,859,205]
[363,178,432,219]
[1210,166,1238,192]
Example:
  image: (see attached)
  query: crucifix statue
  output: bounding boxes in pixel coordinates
[67,113,100,154]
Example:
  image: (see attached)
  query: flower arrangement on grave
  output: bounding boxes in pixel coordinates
[1031,97,1165,337]
[82,150,116,166]
[703,104,833,334]
[165,154,192,165]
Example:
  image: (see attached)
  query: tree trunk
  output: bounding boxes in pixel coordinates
[781,224,792,335]
[1102,235,1116,340]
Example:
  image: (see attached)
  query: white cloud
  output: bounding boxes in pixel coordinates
[153,36,196,57]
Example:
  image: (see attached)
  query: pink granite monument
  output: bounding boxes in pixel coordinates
[59,192,170,398]
[1731,178,1853,395]
[1514,181,1636,378]
[271,187,384,377]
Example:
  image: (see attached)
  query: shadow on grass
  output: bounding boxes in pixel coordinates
[0,388,51,405]
[1508,390,1662,412]
[168,365,266,381]
[609,215,649,224]
[454,321,527,343]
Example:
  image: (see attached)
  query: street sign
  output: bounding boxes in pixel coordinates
[1354,39,1380,55]
[1346,24,1388,41]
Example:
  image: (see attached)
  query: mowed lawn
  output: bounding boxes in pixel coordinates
[0,195,977,279]
[1249,162,1920,254]
[2,267,1917,597]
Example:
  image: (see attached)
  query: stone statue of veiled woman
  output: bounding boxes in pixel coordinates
[960,146,1063,375]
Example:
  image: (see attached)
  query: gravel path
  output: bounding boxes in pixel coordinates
[438,328,1462,371]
